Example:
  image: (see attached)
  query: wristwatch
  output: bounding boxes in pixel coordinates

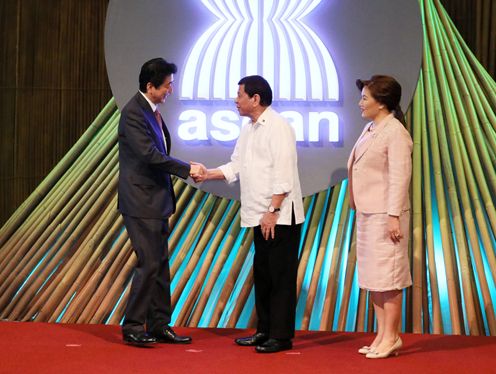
[268,205,281,213]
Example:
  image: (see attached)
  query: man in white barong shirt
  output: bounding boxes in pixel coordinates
[192,75,304,353]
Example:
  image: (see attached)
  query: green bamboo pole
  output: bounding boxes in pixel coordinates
[355,288,366,332]
[418,73,443,334]
[43,197,121,323]
[411,72,426,333]
[208,229,253,327]
[296,191,327,298]
[0,144,119,316]
[300,185,339,330]
[0,99,118,247]
[170,178,193,230]
[423,0,464,334]
[168,188,205,254]
[225,269,254,328]
[44,193,121,322]
[336,213,357,331]
[183,213,242,326]
[173,201,240,325]
[319,190,350,331]
[17,166,118,321]
[428,2,482,335]
[60,215,126,323]
[170,192,214,278]
[171,198,230,306]
[435,7,496,333]
[0,112,119,275]
[0,143,118,310]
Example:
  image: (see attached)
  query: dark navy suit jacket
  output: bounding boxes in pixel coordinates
[118,92,190,219]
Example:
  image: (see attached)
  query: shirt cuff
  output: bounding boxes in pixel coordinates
[218,164,238,184]
[272,182,292,195]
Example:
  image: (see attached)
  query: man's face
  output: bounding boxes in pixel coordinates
[235,84,255,117]
[147,74,174,104]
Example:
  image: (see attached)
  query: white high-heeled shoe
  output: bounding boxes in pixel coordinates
[358,345,376,354]
[365,337,402,359]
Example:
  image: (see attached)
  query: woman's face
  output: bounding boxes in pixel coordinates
[358,86,383,120]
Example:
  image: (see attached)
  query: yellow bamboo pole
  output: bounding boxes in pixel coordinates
[45,198,121,323]
[171,198,230,306]
[60,215,127,323]
[98,250,136,325]
[175,204,240,326]
[336,214,357,331]
[17,166,118,321]
[300,186,339,330]
[0,143,118,310]
[208,229,254,327]
[225,269,254,328]
[83,241,135,324]
[0,113,119,275]
[0,99,118,247]
[170,193,215,278]
[296,191,327,298]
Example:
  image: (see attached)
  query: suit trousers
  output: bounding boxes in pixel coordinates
[122,215,172,334]
[253,217,301,340]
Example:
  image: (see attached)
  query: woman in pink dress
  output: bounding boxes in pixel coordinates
[347,75,413,359]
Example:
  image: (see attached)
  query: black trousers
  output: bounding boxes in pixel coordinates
[253,218,301,340]
[122,215,172,334]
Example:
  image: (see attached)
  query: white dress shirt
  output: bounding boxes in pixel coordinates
[218,106,305,227]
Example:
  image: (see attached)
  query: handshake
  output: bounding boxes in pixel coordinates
[189,161,208,183]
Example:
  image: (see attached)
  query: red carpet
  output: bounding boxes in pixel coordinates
[1,322,495,373]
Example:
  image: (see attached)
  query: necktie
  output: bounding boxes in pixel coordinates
[154,109,162,126]
[154,109,168,154]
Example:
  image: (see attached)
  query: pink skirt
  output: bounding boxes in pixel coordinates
[356,211,412,291]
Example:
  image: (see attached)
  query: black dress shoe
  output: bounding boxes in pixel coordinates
[255,338,292,353]
[151,326,192,344]
[123,331,157,347]
[234,332,269,346]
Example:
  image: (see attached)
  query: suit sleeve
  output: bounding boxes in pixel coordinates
[387,126,413,216]
[121,108,190,179]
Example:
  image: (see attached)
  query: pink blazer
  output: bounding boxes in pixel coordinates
[347,114,413,216]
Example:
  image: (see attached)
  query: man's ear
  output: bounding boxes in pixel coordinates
[252,93,261,106]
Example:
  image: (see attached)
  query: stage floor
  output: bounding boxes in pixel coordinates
[1,322,495,373]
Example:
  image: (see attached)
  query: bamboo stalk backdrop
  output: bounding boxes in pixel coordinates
[0,0,495,336]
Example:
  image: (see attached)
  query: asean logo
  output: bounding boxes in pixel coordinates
[181,0,339,102]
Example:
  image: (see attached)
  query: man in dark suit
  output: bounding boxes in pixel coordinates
[118,57,202,346]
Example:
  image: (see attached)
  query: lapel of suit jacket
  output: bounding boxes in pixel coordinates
[162,122,171,154]
[135,93,168,154]
[353,114,393,164]
[348,122,373,169]
[155,112,172,155]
